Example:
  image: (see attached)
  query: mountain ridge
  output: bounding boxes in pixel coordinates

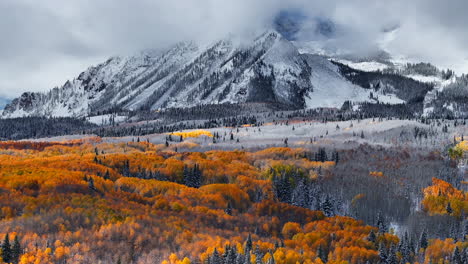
[2,30,467,119]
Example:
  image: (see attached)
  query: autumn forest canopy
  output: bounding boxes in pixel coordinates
[0,124,465,264]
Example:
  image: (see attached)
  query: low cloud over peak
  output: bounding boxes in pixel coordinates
[1,0,468,98]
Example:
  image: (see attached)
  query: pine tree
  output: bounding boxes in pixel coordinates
[317,245,328,263]
[236,253,245,264]
[332,150,340,164]
[2,233,12,264]
[211,248,222,264]
[419,230,428,250]
[367,230,376,244]
[376,212,387,233]
[315,148,328,162]
[104,170,110,180]
[446,202,453,215]
[266,253,275,264]
[463,220,468,241]
[245,234,253,253]
[461,248,468,264]
[225,202,233,216]
[387,244,397,264]
[399,232,411,264]
[244,249,251,264]
[11,235,21,264]
[88,177,95,191]
[254,245,262,264]
[227,246,237,264]
[378,243,387,264]
[291,179,309,208]
[321,195,334,217]
[183,164,202,188]
[453,246,462,264]
[450,222,458,241]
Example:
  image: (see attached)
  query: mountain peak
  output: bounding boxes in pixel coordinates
[2,30,467,119]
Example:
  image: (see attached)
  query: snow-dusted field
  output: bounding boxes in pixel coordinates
[103,119,467,152]
[25,118,467,153]
[336,60,389,72]
[87,114,127,125]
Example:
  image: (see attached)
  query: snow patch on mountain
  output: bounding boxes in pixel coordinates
[304,55,404,108]
[336,60,389,72]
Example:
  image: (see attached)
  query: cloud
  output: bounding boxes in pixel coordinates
[0,0,468,98]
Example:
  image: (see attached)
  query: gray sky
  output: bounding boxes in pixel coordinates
[1,0,468,99]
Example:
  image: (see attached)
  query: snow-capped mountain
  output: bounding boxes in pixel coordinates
[2,30,467,119]
[3,31,311,118]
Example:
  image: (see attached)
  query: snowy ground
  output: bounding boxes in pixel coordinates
[87,114,127,125]
[102,119,467,152]
[336,60,389,72]
[25,118,467,153]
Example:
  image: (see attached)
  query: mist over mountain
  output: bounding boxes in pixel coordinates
[1,2,468,121]
[0,97,11,110]
[273,10,335,41]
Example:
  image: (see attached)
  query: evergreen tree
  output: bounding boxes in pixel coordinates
[272,173,292,203]
[399,232,411,264]
[104,169,110,180]
[211,248,222,264]
[291,179,309,208]
[452,246,462,264]
[419,230,428,250]
[387,244,397,264]
[378,243,387,264]
[236,253,245,264]
[225,202,233,216]
[461,248,468,264]
[376,212,387,233]
[367,230,376,244]
[321,195,334,217]
[450,222,458,241]
[183,164,202,188]
[317,245,328,263]
[315,148,328,162]
[244,249,251,264]
[331,150,340,164]
[88,177,95,191]
[245,234,253,253]
[463,220,468,242]
[11,235,21,264]
[254,245,262,264]
[2,233,12,264]
[226,246,237,264]
[266,253,275,264]
[446,202,453,215]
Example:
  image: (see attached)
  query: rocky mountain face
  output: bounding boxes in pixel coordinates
[3,32,315,118]
[2,30,467,119]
